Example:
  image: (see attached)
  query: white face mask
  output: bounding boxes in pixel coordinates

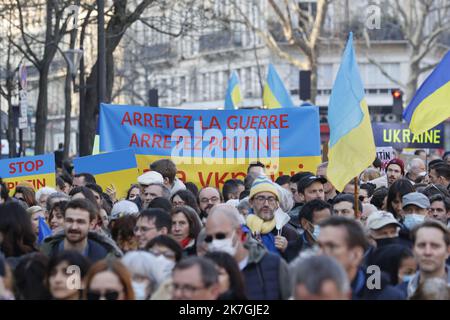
[153,255,175,280]
[312,225,321,240]
[132,281,148,300]
[208,233,237,256]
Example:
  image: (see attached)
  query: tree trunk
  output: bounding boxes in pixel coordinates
[7,94,16,158]
[5,44,17,157]
[63,68,72,159]
[78,0,155,156]
[79,61,98,156]
[406,61,420,105]
[79,17,129,155]
[34,66,50,154]
[309,54,318,105]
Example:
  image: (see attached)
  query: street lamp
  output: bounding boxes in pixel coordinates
[62,48,83,86]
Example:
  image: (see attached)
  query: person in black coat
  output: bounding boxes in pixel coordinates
[318,216,405,300]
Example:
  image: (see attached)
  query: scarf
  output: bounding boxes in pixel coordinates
[246,214,276,234]
[180,237,192,249]
[246,214,279,255]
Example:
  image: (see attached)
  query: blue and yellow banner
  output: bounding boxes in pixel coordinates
[73,148,139,199]
[224,71,242,110]
[263,64,295,109]
[0,154,56,195]
[99,104,322,188]
[403,51,450,135]
[327,32,376,192]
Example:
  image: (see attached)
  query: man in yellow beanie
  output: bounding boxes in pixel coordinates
[247,176,298,258]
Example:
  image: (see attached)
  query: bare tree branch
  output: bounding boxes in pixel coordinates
[15,0,40,66]
[366,55,405,89]
[418,61,440,74]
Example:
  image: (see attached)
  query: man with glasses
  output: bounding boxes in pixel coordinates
[134,208,172,249]
[197,187,222,222]
[246,176,298,257]
[172,256,220,300]
[205,204,291,300]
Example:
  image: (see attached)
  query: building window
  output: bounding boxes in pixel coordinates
[361,62,400,87]
[180,76,186,102]
[318,63,334,88]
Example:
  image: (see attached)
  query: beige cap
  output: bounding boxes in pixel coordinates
[366,210,401,230]
[137,170,164,186]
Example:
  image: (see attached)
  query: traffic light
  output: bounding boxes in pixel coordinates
[299,70,311,101]
[391,89,403,116]
[148,89,159,107]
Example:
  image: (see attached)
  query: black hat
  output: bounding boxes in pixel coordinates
[297,174,327,193]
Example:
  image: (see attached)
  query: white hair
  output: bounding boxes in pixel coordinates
[121,251,164,287]
[209,203,243,228]
[111,200,139,220]
[290,255,350,297]
[408,158,425,173]
[35,187,57,202]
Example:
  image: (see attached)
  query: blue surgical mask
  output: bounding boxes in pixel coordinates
[403,214,425,230]
[402,274,415,283]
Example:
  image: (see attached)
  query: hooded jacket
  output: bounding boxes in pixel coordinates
[170,178,186,196]
[40,231,122,263]
[241,237,291,300]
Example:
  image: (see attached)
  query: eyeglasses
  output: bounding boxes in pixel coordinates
[134,226,156,233]
[253,196,277,204]
[204,232,228,243]
[358,195,366,202]
[200,197,220,204]
[171,283,206,294]
[86,290,120,300]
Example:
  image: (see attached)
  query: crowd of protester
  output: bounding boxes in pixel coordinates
[0,153,449,300]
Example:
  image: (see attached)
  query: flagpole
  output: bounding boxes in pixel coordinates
[354,177,359,214]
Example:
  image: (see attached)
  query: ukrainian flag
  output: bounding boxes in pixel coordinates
[263,64,295,109]
[38,216,52,244]
[92,120,100,155]
[403,51,450,134]
[327,33,376,192]
[224,71,242,110]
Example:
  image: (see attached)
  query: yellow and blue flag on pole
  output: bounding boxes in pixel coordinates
[263,64,295,109]
[403,51,450,134]
[224,71,242,110]
[38,216,52,244]
[327,32,376,192]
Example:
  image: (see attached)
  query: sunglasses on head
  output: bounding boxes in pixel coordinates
[204,232,228,243]
[86,290,120,300]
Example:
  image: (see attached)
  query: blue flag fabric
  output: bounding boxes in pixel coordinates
[38,216,52,244]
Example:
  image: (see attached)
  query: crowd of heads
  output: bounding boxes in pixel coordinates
[0,154,449,301]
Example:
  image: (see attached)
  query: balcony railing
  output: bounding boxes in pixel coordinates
[199,30,242,53]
